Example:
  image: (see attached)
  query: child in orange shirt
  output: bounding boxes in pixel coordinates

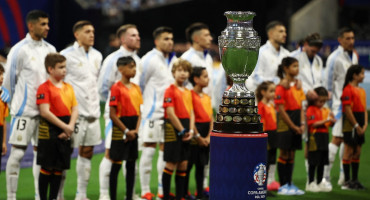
[0,64,9,166]
[256,81,279,191]
[305,87,335,192]
[36,53,78,200]
[341,64,367,190]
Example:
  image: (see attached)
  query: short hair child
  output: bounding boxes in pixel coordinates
[256,81,280,190]
[306,86,335,192]
[162,58,194,200]
[108,56,142,200]
[275,57,306,195]
[36,53,78,200]
[0,64,9,169]
[185,66,212,199]
[341,64,367,190]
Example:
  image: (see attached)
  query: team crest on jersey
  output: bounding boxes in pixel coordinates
[110,96,116,101]
[37,94,45,99]
[310,115,315,120]
[275,95,281,100]
[343,96,350,100]
[253,163,266,186]
[164,97,172,103]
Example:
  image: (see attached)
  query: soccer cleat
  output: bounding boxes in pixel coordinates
[289,183,305,195]
[277,184,294,195]
[341,181,355,190]
[157,193,175,200]
[98,194,110,200]
[184,191,196,200]
[318,179,332,192]
[142,192,155,200]
[351,180,366,190]
[305,182,320,192]
[267,181,280,191]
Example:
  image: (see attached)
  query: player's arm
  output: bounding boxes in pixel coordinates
[166,107,185,132]
[344,105,364,135]
[135,115,141,137]
[277,104,302,134]
[39,104,74,137]
[69,106,78,131]
[364,106,368,132]
[1,119,6,156]
[183,110,195,141]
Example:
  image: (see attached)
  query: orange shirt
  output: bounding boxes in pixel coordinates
[306,106,331,134]
[163,84,193,119]
[258,101,277,131]
[0,99,9,126]
[109,81,142,117]
[191,90,212,123]
[274,84,306,111]
[36,80,77,116]
[341,84,366,112]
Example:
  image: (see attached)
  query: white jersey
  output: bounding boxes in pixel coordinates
[181,47,213,97]
[3,33,56,117]
[324,45,358,112]
[247,40,290,91]
[61,41,102,118]
[98,46,141,102]
[140,48,176,122]
[291,50,324,94]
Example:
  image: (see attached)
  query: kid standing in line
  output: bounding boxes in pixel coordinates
[108,56,142,200]
[36,53,78,200]
[305,87,335,192]
[275,57,306,195]
[184,67,212,199]
[0,64,9,167]
[162,59,194,200]
[256,81,280,191]
[341,64,367,190]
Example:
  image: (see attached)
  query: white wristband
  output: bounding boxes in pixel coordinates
[189,129,194,134]
[124,128,130,134]
[354,123,359,128]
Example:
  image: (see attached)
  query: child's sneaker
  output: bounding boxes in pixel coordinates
[277,184,294,195]
[289,183,305,195]
[318,179,332,192]
[142,192,155,200]
[305,182,320,192]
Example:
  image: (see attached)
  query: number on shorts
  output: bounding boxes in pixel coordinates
[74,122,79,134]
[16,119,27,131]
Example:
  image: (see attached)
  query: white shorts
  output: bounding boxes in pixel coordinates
[8,116,39,146]
[104,119,113,149]
[140,119,164,143]
[332,105,343,138]
[71,116,102,148]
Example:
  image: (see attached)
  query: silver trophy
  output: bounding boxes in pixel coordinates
[219,11,260,97]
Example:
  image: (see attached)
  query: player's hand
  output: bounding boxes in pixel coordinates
[356,126,364,136]
[182,131,193,141]
[196,137,208,147]
[296,79,302,90]
[280,79,289,89]
[306,90,318,102]
[58,132,69,140]
[125,130,137,142]
[293,125,302,134]
[64,124,74,137]
[0,87,10,103]
[2,143,7,156]
[205,136,210,145]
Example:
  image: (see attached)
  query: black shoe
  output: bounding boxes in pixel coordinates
[341,180,355,190]
[352,180,366,190]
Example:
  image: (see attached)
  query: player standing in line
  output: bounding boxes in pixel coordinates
[97,24,141,200]
[4,10,56,200]
[60,20,103,200]
[139,27,177,200]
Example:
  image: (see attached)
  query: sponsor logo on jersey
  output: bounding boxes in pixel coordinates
[37,94,45,99]
[110,96,116,101]
[164,97,172,103]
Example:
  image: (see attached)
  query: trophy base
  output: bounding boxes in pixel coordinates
[213,122,263,134]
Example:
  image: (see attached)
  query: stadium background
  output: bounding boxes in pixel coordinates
[1,0,370,199]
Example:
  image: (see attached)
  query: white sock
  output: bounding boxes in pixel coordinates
[139,147,155,195]
[324,143,338,180]
[99,157,112,196]
[268,164,277,184]
[33,150,41,200]
[57,170,67,200]
[203,164,210,188]
[157,150,165,195]
[6,147,25,199]
[339,142,344,180]
[76,156,91,198]
[122,160,126,177]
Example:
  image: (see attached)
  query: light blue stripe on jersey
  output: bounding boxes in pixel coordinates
[253,45,267,84]
[141,89,157,126]
[335,103,343,120]
[101,52,123,100]
[9,40,28,98]
[140,51,156,92]
[16,83,27,116]
[9,117,17,136]
[326,50,341,93]
[105,119,112,137]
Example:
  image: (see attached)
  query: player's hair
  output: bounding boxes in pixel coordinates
[0,63,4,74]
[116,56,136,67]
[343,64,364,89]
[153,26,173,40]
[44,53,66,74]
[338,27,354,38]
[26,10,48,23]
[185,22,209,44]
[277,57,298,79]
[189,66,206,86]
[265,21,284,34]
[305,33,323,48]
[73,20,93,33]
[256,81,274,102]
[171,58,192,75]
[116,24,137,38]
